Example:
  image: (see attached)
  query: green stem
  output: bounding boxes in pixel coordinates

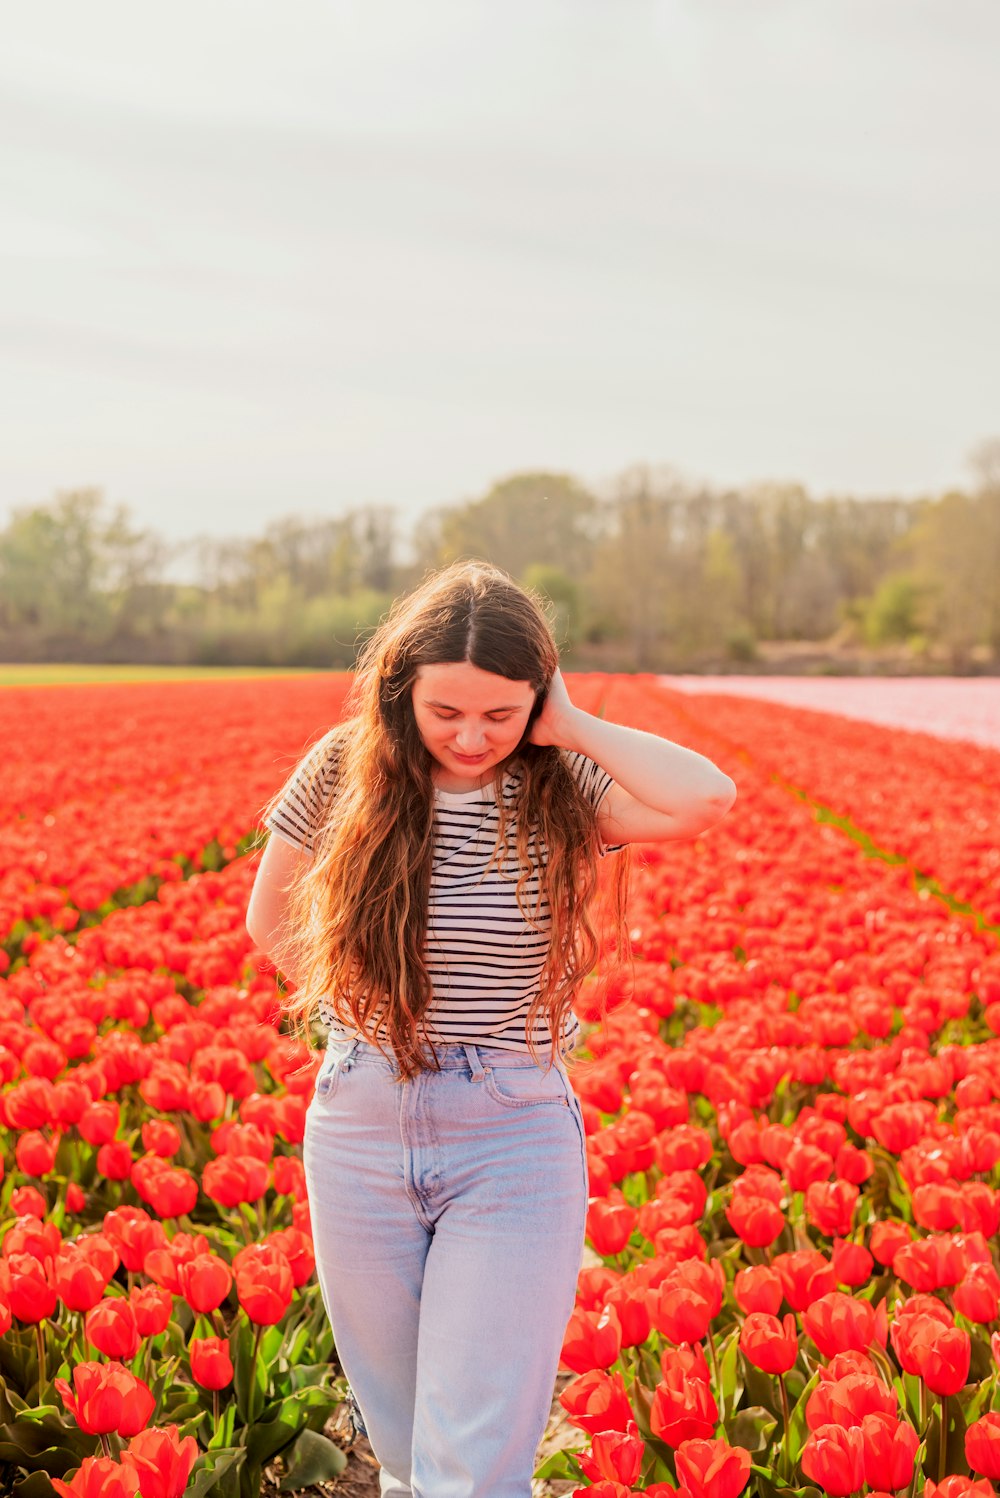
[706,1327,721,1404]
[213,1388,220,1428]
[247,1321,265,1422]
[939,1394,948,1485]
[919,1378,928,1435]
[100,1433,113,1460]
[779,1373,792,1479]
[35,1322,45,1393]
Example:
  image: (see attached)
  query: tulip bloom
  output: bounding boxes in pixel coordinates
[861,1412,919,1492]
[806,1373,896,1432]
[725,1194,785,1247]
[189,1336,235,1391]
[130,1283,173,1337]
[7,1252,57,1324]
[15,1130,58,1177]
[53,1250,109,1314]
[773,1249,837,1311]
[802,1291,887,1360]
[587,1195,638,1256]
[739,1313,798,1375]
[649,1365,718,1448]
[125,1424,199,1498]
[560,1305,623,1374]
[55,1361,155,1438]
[805,1180,859,1238]
[801,1423,865,1498]
[733,1265,783,1316]
[559,1369,634,1435]
[178,1253,232,1315]
[966,1412,1000,1480]
[576,1421,644,1487]
[954,1262,1000,1324]
[675,1438,751,1498]
[51,1456,143,1498]
[85,1298,140,1361]
[648,1284,713,1345]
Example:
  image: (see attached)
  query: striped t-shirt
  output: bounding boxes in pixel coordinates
[264,743,621,1054]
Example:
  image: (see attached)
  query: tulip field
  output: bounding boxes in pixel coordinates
[1,674,999,1498]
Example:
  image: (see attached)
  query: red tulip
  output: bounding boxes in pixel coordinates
[15,1130,58,1177]
[587,1195,638,1256]
[649,1364,718,1448]
[675,1438,751,1498]
[966,1412,1000,1480]
[77,1100,121,1147]
[560,1304,623,1374]
[733,1265,783,1315]
[55,1361,155,1437]
[130,1283,173,1337]
[85,1298,140,1360]
[576,1421,644,1486]
[861,1412,919,1491]
[954,1262,1000,1324]
[102,1206,166,1272]
[773,1249,837,1311]
[801,1423,865,1497]
[7,1252,57,1323]
[124,1424,199,1498]
[202,1154,269,1208]
[725,1194,785,1247]
[802,1291,887,1359]
[602,1283,651,1348]
[831,1238,873,1288]
[805,1180,858,1238]
[96,1141,134,1181]
[559,1369,634,1435]
[141,1119,182,1157]
[739,1313,798,1375]
[51,1456,143,1498]
[806,1373,896,1432]
[868,1220,911,1267]
[178,1253,232,1315]
[189,1336,235,1391]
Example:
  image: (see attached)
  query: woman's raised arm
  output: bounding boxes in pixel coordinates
[529,670,737,845]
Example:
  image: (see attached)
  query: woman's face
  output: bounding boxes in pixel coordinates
[411,661,537,791]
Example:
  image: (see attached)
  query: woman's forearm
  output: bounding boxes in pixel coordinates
[561,707,736,819]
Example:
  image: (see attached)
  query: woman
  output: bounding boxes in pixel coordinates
[246,561,736,1498]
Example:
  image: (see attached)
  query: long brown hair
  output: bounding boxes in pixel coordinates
[267,561,629,1079]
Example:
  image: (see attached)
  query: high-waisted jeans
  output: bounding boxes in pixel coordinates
[301,1034,589,1497]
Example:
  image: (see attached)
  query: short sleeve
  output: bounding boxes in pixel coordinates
[562,751,626,857]
[264,737,341,855]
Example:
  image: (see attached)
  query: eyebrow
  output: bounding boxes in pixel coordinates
[423,698,526,712]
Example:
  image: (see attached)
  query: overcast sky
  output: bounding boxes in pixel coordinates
[3,0,998,546]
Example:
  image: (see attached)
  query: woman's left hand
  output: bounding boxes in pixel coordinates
[528,669,580,748]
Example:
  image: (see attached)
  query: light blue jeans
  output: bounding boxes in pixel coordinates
[302,1035,589,1497]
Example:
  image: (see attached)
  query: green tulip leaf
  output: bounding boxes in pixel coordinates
[531,1448,584,1481]
[185,1446,245,1498]
[276,1428,348,1489]
[729,1405,778,1453]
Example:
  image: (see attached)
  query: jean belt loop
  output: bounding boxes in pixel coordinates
[342,1037,361,1072]
[463,1043,487,1083]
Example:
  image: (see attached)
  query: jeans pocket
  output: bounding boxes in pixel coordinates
[483,1063,571,1109]
[314,1038,360,1102]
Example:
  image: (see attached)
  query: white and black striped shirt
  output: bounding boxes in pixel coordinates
[264,744,621,1054]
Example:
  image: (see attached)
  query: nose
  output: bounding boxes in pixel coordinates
[455,721,487,751]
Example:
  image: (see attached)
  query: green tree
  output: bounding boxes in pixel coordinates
[427,472,597,580]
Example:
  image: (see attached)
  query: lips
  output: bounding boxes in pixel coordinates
[451,750,489,764]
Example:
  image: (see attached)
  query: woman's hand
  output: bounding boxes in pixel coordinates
[528,668,580,748]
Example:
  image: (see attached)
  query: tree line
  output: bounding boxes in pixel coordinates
[1,448,998,672]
